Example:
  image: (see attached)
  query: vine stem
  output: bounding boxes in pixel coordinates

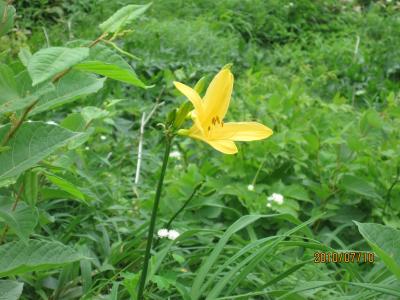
[137,135,172,300]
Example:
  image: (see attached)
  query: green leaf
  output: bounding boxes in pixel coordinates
[18,46,32,67]
[0,1,16,37]
[355,221,400,279]
[0,63,18,103]
[0,201,38,242]
[45,173,86,201]
[75,61,146,88]
[81,106,109,124]
[88,43,132,70]
[0,122,83,181]
[31,71,105,115]
[340,174,381,199]
[0,280,23,300]
[0,240,85,277]
[99,3,152,33]
[60,112,86,132]
[28,47,89,85]
[0,68,54,114]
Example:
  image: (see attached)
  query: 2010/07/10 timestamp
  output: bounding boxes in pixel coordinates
[314,251,375,263]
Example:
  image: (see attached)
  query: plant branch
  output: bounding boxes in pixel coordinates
[89,32,109,48]
[0,100,39,147]
[165,181,204,230]
[134,88,165,189]
[137,135,172,300]
[134,112,147,187]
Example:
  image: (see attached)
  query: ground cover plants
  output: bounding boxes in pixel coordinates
[0,0,399,299]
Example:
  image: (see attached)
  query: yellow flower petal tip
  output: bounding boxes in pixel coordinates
[222,63,233,70]
[174,66,273,155]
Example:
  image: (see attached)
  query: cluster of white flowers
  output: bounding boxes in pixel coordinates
[100,135,107,141]
[157,228,180,240]
[267,193,284,207]
[247,184,255,191]
[169,150,182,159]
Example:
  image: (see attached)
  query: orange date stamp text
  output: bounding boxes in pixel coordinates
[314,251,375,263]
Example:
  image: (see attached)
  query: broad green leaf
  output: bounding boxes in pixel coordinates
[0,63,18,102]
[60,112,86,131]
[0,201,38,242]
[0,122,83,181]
[31,71,105,115]
[0,68,54,114]
[59,112,92,149]
[88,43,132,70]
[0,240,85,277]
[0,280,23,300]
[355,221,400,279]
[28,47,89,85]
[99,3,152,33]
[340,174,381,199]
[75,61,146,88]
[0,1,15,37]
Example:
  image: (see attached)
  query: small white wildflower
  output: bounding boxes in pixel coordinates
[247,184,255,191]
[266,203,272,208]
[267,193,284,205]
[85,146,90,150]
[168,229,180,240]
[100,135,107,141]
[46,120,57,125]
[157,228,169,238]
[169,150,182,159]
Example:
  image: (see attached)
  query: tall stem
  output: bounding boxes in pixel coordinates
[137,135,172,300]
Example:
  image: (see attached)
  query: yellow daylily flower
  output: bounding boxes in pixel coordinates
[173,66,273,154]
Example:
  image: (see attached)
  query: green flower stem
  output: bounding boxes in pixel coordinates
[137,135,172,300]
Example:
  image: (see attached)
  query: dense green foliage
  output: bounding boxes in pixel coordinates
[0,0,399,299]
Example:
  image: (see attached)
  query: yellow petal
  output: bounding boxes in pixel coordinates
[206,140,238,154]
[211,122,273,141]
[203,68,233,124]
[186,125,238,154]
[173,81,204,116]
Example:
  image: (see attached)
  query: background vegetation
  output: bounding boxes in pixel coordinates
[0,0,399,299]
